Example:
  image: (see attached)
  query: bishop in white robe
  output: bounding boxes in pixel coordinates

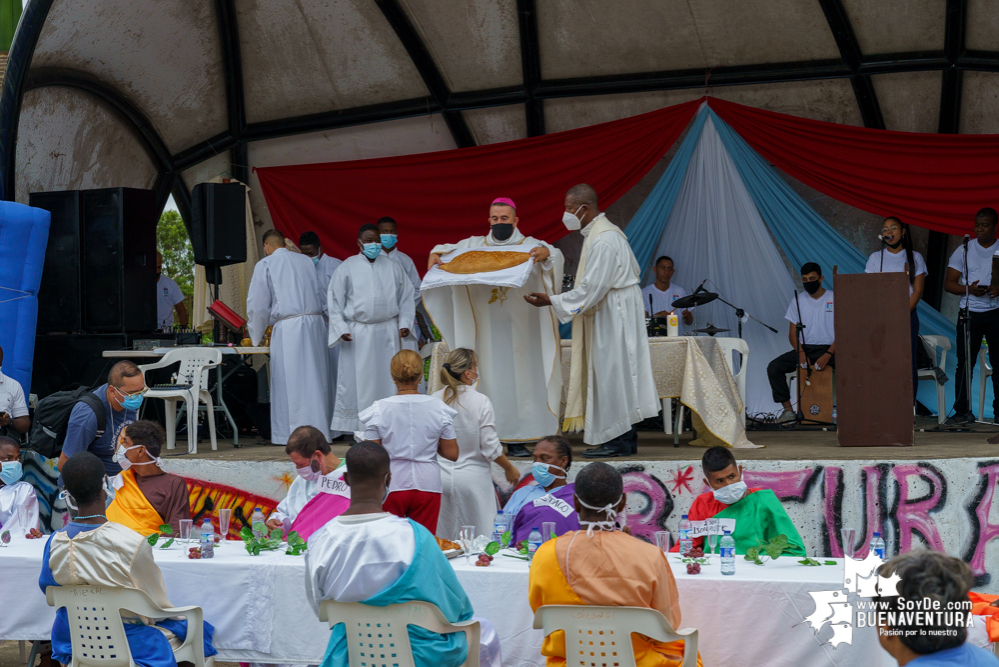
[247,231,332,445]
[328,225,416,432]
[527,185,659,450]
[423,198,563,443]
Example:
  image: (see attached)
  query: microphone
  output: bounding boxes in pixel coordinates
[649,293,654,317]
[878,234,886,244]
[694,279,708,294]
[965,234,971,248]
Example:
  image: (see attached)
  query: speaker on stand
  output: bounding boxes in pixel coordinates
[190,182,247,343]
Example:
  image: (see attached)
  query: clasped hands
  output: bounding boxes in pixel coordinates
[800,351,833,372]
[341,329,409,342]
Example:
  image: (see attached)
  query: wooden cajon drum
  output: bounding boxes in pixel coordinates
[833,268,913,446]
[797,366,833,424]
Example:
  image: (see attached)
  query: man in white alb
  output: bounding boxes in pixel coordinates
[247,229,331,445]
[300,231,343,427]
[328,224,415,433]
[424,197,563,458]
[156,253,188,331]
[944,207,999,424]
[378,216,423,352]
[642,255,694,333]
[765,262,835,424]
[525,184,658,458]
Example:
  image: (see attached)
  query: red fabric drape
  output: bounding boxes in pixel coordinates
[707,97,999,236]
[255,100,700,272]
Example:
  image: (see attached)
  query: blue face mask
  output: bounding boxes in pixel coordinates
[380,233,398,250]
[311,256,320,266]
[362,243,382,260]
[0,461,23,485]
[531,462,567,488]
[114,386,144,411]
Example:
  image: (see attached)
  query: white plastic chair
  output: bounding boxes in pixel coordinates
[139,348,222,454]
[533,605,698,667]
[46,585,205,667]
[666,338,748,434]
[979,347,993,422]
[917,335,950,424]
[319,599,480,667]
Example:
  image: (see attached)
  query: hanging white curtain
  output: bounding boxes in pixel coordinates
[647,115,797,416]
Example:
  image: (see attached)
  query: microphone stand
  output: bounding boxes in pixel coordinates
[793,289,809,423]
[960,235,973,420]
[713,294,779,339]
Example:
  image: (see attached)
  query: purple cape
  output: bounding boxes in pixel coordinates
[511,483,579,545]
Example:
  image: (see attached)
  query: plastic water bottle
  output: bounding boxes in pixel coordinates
[871,532,886,559]
[528,527,543,561]
[199,519,215,559]
[678,514,692,556]
[492,510,507,543]
[251,507,266,539]
[720,529,736,576]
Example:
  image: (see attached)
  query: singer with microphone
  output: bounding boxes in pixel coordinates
[766,263,835,424]
[641,256,694,330]
[864,217,927,404]
[943,207,999,425]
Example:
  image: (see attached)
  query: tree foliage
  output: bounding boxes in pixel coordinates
[157,210,194,297]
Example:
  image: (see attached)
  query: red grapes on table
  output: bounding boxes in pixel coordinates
[188,547,202,560]
[474,554,494,567]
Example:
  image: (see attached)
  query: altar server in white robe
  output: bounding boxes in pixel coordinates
[378,217,423,352]
[305,441,501,667]
[328,224,416,433]
[526,184,659,457]
[300,231,344,423]
[247,229,331,445]
[0,436,39,533]
[424,197,563,458]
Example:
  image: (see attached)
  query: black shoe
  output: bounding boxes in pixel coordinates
[944,412,975,426]
[506,443,532,457]
[582,446,623,458]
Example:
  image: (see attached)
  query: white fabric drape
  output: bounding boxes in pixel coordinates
[647,116,797,416]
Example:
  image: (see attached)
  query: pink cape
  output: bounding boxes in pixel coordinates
[289,492,350,541]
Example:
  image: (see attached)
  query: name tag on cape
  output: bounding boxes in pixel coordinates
[317,469,350,498]
[533,493,574,518]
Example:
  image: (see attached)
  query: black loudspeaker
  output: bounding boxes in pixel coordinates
[30,191,82,332]
[190,182,246,266]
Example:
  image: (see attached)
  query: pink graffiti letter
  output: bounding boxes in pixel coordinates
[892,464,946,553]
[967,463,999,579]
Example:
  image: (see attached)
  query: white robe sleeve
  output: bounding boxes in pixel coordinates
[430,236,477,256]
[304,529,330,618]
[549,237,619,325]
[327,264,350,346]
[395,264,417,331]
[536,240,561,274]
[478,396,503,462]
[128,539,175,612]
[358,403,382,441]
[440,402,457,440]
[246,262,272,346]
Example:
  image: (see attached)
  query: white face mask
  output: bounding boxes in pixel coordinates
[562,205,584,231]
[575,495,623,537]
[115,444,160,472]
[712,480,748,505]
[382,474,391,503]
[296,457,322,482]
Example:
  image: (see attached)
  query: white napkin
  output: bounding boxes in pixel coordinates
[421,245,539,291]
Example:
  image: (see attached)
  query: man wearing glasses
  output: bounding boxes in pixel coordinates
[57,361,145,482]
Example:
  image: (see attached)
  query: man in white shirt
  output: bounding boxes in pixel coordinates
[766,262,835,424]
[378,217,424,350]
[0,344,29,436]
[641,255,693,332]
[944,207,999,424]
[156,253,188,331]
[299,231,344,426]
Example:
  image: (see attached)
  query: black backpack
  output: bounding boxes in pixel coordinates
[29,387,107,458]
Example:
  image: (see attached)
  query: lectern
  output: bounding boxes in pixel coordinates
[834,268,913,446]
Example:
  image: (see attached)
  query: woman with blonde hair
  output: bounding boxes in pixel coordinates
[359,349,458,534]
[432,348,521,539]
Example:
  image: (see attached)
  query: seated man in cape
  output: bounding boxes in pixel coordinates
[305,441,501,667]
[681,447,805,555]
[106,420,191,535]
[40,452,217,667]
[529,463,700,667]
[267,425,349,541]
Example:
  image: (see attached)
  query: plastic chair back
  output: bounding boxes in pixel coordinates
[160,348,222,391]
[46,585,205,667]
[319,599,480,667]
[533,605,698,667]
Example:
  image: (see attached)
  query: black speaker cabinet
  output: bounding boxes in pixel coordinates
[30,191,82,332]
[190,182,246,266]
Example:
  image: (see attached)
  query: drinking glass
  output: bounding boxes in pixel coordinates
[706,518,720,556]
[542,521,557,542]
[218,508,231,544]
[460,525,476,565]
[17,505,29,537]
[840,529,856,559]
[179,519,194,544]
[654,531,671,553]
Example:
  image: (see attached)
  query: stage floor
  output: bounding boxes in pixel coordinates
[171,417,999,463]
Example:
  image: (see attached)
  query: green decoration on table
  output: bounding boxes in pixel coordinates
[145,524,174,547]
[160,538,176,549]
[501,531,512,548]
[744,534,790,565]
[239,526,308,556]
[797,557,843,566]
[485,541,500,556]
[286,531,308,556]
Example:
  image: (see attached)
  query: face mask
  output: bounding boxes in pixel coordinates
[362,243,382,260]
[562,206,584,231]
[114,386,143,411]
[886,238,903,249]
[575,494,622,537]
[712,480,747,505]
[381,233,398,250]
[382,474,392,503]
[490,223,514,241]
[59,489,78,511]
[311,256,320,266]
[296,456,322,482]
[114,444,160,471]
[0,461,22,485]
[802,280,821,295]
[532,462,567,488]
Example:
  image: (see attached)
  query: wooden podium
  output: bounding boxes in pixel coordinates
[834,269,913,446]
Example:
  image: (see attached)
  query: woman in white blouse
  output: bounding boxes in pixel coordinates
[432,349,521,539]
[359,349,458,534]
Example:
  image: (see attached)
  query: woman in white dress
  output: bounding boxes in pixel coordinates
[359,350,458,535]
[433,348,520,540]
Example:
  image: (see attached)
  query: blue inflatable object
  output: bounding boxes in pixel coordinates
[0,201,50,400]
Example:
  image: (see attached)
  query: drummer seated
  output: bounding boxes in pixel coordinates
[40,452,218,667]
[673,447,805,556]
[642,256,693,326]
[305,441,502,667]
[106,420,191,535]
[765,262,835,424]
